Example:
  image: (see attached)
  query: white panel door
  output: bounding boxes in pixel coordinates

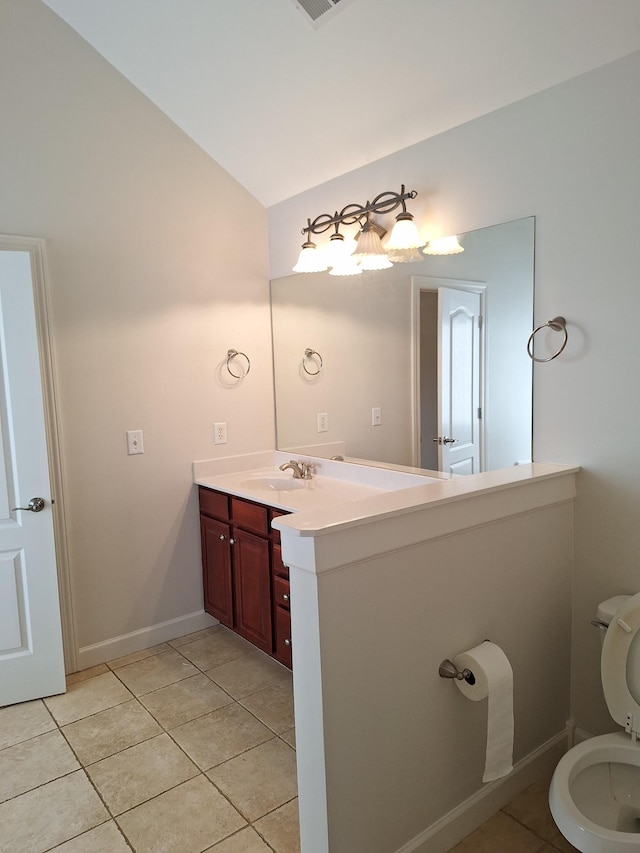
[438,287,481,475]
[0,250,65,706]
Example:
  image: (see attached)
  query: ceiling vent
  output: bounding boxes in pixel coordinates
[289,0,357,28]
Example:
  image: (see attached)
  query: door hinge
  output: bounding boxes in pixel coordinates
[477,407,482,419]
[478,315,483,329]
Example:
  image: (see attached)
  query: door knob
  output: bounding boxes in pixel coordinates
[12,497,46,513]
[443,437,456,445]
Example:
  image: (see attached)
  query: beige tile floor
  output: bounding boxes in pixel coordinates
[450,773,579,852]
[0,623,577,853]
[0,625,298,853]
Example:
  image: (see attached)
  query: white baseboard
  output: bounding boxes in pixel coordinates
[394,730,568,853]
[75,610,219,671]
[573,726,593,744]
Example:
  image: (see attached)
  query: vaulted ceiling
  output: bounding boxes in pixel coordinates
[42,0,640,207]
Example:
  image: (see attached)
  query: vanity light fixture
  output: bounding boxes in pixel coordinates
[385,247,424,264]
[293,232,329,273]
[384,211,425,251]
[328,253,362,276]
[353,217,393,269]
[323,228,358,268]
[423,235,464,255]
[293,185,420,275]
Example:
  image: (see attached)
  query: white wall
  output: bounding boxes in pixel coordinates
[282,468,576,852]
[268,50,640,736]
[0,0,274,661]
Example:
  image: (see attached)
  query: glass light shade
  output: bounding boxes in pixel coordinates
[353,223,387,259]
[329,255,362,276]
[423,235,464,255]
[385,213,425,250]
[385,246,424,264]
[324,233,357,267]
[358,253,393,270]
[293,240,328,273]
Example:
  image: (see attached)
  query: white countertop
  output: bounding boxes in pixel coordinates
[272,462,580,537]
[192,451,579,540]
[193,450,445,513]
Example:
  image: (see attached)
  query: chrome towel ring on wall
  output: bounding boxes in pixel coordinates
[303,347,323,376]
[226,348,251,378]
[527,316,568,362]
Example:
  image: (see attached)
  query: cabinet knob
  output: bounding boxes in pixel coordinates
[284,638,291,646]
[282,593,289,601]
[229,538,235,545]
[219,534,226,541]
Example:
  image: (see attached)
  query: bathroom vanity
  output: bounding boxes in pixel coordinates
[198,486,292,667]
[195,451,440,669]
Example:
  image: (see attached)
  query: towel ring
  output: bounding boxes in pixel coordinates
[226,349,251,378]
[303,347,323,376]
[527,316,568,363]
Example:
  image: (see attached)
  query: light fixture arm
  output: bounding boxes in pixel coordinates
[301,185,417,237]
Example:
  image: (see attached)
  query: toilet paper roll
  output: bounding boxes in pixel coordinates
[453,641,514,783]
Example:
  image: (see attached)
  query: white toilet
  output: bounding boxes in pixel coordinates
[550,593,640,851]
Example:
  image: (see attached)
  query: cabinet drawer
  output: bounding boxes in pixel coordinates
[274,605,292,669]
[199,487,229,521]
[230,497,268,535]
[272,543,289,579]
[273,575,290,610]
[269,509,289,543]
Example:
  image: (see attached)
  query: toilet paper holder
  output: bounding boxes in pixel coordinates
[439,659,476,685]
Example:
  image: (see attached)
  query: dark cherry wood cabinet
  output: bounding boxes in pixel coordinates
[199,486,292,668]
[200,514,233,627]
[232,528,271,652]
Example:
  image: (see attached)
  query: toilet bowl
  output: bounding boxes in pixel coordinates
[550,594,640,851]
[550,733,640,851]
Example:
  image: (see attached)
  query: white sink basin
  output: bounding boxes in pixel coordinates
[241,476,305,492]
[194,452,446,512]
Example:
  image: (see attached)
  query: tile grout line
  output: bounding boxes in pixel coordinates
[15,705,137,853]
[93,633,298,848]
[136,633,298,848]
[498,805,577,852]
[3,627,298,853]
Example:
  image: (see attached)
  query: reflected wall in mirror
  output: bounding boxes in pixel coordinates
[271,217,534,473]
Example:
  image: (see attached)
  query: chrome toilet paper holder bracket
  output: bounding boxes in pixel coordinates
[438,659,476,685]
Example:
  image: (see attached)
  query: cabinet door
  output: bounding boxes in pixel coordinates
[232,529,272,653]
[201,515,233,627]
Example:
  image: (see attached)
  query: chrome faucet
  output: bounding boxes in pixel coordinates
[279,460,315,480]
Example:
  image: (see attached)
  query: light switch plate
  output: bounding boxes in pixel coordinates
[126,429,144,455]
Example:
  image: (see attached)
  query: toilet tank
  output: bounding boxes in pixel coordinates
[597,595,632,626]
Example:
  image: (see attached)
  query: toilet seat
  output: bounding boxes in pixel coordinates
[602,593,640,737]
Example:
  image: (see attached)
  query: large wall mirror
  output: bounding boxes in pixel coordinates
[270,216,534,474]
